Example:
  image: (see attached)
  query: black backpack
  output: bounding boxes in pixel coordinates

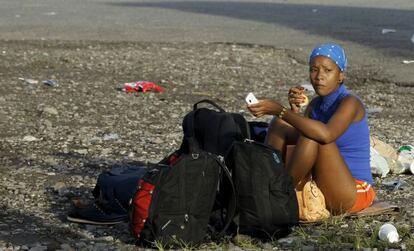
[129,109,236,247]
[130,99,297,245]
[224,139,299,239]
[182,99,250,156]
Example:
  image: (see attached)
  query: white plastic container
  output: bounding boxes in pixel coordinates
[378,223,399,243]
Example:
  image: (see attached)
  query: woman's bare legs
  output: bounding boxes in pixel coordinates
[265,117,299,161]
[266,118,357,215]
[287,136,357,214]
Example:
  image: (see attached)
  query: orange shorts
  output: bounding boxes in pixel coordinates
[348,179,376,213]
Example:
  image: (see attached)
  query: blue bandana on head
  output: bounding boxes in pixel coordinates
[309,43,347,72]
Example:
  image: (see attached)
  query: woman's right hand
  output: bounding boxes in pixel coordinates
[288,86,307,113]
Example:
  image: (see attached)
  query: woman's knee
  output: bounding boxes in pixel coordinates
[268,117,290,133]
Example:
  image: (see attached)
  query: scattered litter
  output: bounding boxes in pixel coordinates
[388,158,409,174]
[43,12,57,16]
[367,107,383,113]
[23,135,39,142]
[103,133,119,141]
[371,147,390,178]
[15,14,21,18]
[312,9,318,13]
[402,60,414,64]
[393,179,407,190]
[42,79,59,87]
[19,78,38,84]
[122,81,164,93]
[411,34,414,44]
[381,29,396,34]
[378,223,399,243]
[278,237,295,244]
[398,145,414,174]
[382,179,407,191]
[370,136,410,174]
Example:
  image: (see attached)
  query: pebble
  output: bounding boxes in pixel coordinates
[41,106,59,115]
[20,78,39,85]
[22,135,39,142]
[74,149,88,155]
[59,243,74,251]
[103,133,119,141]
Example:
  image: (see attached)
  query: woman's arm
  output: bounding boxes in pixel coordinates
[248,96,362,144]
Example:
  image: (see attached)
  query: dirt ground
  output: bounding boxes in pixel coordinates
[0,40,413,250]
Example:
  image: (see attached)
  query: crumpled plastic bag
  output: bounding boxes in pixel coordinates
[370,147,390,178]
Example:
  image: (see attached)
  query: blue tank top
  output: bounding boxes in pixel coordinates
[310,84,373,184]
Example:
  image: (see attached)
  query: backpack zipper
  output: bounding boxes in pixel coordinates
[244,139,278,152]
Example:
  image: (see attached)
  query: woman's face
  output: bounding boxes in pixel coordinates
[309,56,344,96]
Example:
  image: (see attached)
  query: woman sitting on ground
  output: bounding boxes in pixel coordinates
[247,43,375,215]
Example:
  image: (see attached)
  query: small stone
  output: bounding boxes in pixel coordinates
[60,243,74,251]
[29,246,47,251]
[74,149,88,155]
[98,236,114,242]
[20,78,39,84]
[23,135,39,142]
[152,137,164,144]
[53,182,66,192]
[42,106,59,115]
[103,133,119,141]
[100,148,111,155]
[278,237,295,244]
[262,242,273,249]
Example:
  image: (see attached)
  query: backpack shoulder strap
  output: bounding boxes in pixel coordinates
[181,109,201,153]
[213,157,237,238]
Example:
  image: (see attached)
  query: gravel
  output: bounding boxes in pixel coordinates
[0,39,413,250]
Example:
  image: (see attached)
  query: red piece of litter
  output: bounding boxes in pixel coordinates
[123,81,164,93]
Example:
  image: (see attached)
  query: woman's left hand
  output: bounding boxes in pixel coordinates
[247,99,283,117]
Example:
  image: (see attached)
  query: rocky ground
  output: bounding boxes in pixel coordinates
[0,39,413,250]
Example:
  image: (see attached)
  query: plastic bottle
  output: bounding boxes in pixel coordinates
[378,223,399,243]
[398,145,414,174]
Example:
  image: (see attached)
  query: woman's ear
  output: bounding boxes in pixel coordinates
[339,72,345,83]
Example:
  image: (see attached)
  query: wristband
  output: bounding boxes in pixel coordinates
[278,107,287,119]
